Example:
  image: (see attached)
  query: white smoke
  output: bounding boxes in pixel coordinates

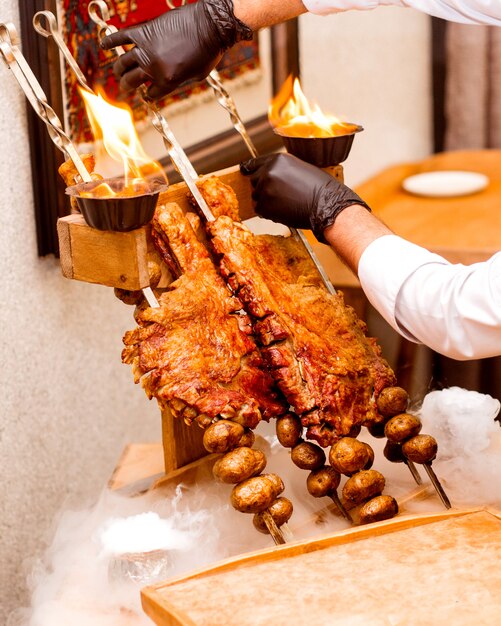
[418,387,501,506]
[8,391,501,626]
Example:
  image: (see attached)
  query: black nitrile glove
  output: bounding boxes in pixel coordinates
[240,154,371,243]
[101,0,253,99]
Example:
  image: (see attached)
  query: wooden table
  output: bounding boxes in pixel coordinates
[315,149,501,289]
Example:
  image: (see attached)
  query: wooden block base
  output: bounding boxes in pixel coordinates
[162,409,208,474]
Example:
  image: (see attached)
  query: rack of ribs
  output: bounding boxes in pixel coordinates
[122,202,286,429]
[201,177,396,448]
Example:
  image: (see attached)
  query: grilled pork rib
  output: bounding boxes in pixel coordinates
[122,202,286,428]
[193,178,396,447]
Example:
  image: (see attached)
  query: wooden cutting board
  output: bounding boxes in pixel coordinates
[142,508,501,626]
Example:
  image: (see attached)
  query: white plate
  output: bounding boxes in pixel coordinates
[402,171,489,198]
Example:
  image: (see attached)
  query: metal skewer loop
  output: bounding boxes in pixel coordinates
[33,11,93,94]
[0,22,92,183]
[206,65,337,295]
[31,9,160,309]
[88,1,215,224]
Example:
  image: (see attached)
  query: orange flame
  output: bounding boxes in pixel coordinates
[80,87,167,194]
[269,76,357,139]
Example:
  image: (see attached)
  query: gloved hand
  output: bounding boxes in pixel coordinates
[240,154,371,243]
[101,0,253,99]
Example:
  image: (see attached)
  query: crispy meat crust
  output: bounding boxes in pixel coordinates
[122,202,286,426]
[189,176,240,222]
[208,217,396,446]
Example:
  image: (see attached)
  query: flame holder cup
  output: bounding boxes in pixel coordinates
[66,177,168,232]
[274,125,363,168]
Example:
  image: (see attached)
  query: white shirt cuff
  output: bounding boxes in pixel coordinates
[302,0,401,15]
[358,234,449,338]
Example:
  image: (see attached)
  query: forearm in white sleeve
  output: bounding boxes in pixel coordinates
[358,235,501,360]
[302,0,501,25]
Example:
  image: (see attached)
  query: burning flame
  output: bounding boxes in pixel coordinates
[269,76,357,139]
[80,87,166,196]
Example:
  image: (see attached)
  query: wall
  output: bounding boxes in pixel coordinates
[0,1,160,621]
[300,7,432,187]
[0,1,431,622]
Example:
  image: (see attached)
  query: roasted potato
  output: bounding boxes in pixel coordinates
[362,442,375,470]
[213,447,266,484]
[230,474,283,513]
[329,438,370,476]
[291,441,326,471]
[402,434,438,464]
[383,440,405,463]
[253,497,293,533]
[306,466,341,498]
[276,413,303,448]
[384,413,422,443]
[264,473,285,496]
[377,387,409,417]
[203,420,244,454]
[366,421,387,439]
[359,495,398,524]
[347,424,362,438]
[342,469,385,506]
[238,428,256,449]
[114,287,143,306]
[147,259,162,289]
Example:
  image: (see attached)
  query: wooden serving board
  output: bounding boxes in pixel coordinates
[142,507,501,626]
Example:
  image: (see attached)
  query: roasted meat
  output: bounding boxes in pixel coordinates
[122,202,286,428]
[207,215,396,446]
[190,176,240,222]
[58,154,98,186]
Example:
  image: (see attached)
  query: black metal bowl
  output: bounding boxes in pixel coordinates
[66,177,168,232]
[274,124,364,167]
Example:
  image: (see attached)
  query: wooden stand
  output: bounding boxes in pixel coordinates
[161,408,207,473]
[57,164,343,473]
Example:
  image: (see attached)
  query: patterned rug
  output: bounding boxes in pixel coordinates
[58,0,260,143]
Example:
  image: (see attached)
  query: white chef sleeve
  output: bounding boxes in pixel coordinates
[358,235,501,360]
[302,0,501,26]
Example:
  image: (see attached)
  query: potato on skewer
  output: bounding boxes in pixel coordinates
[253,497,294,534]
[342,469,385,506]
[359,495,399,524]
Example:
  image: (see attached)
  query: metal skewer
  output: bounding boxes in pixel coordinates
[206,69,337,295]
[31,11,160,310]
[406,459,423,485]
[329,491,353,524]
[88,1,215,226]
[206,69,259,160]
[88,1,288,545]
[0,22,92,184]
[423,463,451,509]
[261,510,286,545]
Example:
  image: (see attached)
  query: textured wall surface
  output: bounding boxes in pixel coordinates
[0,1,159,621]
[300,7,432,186]
[0,1,432,622]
